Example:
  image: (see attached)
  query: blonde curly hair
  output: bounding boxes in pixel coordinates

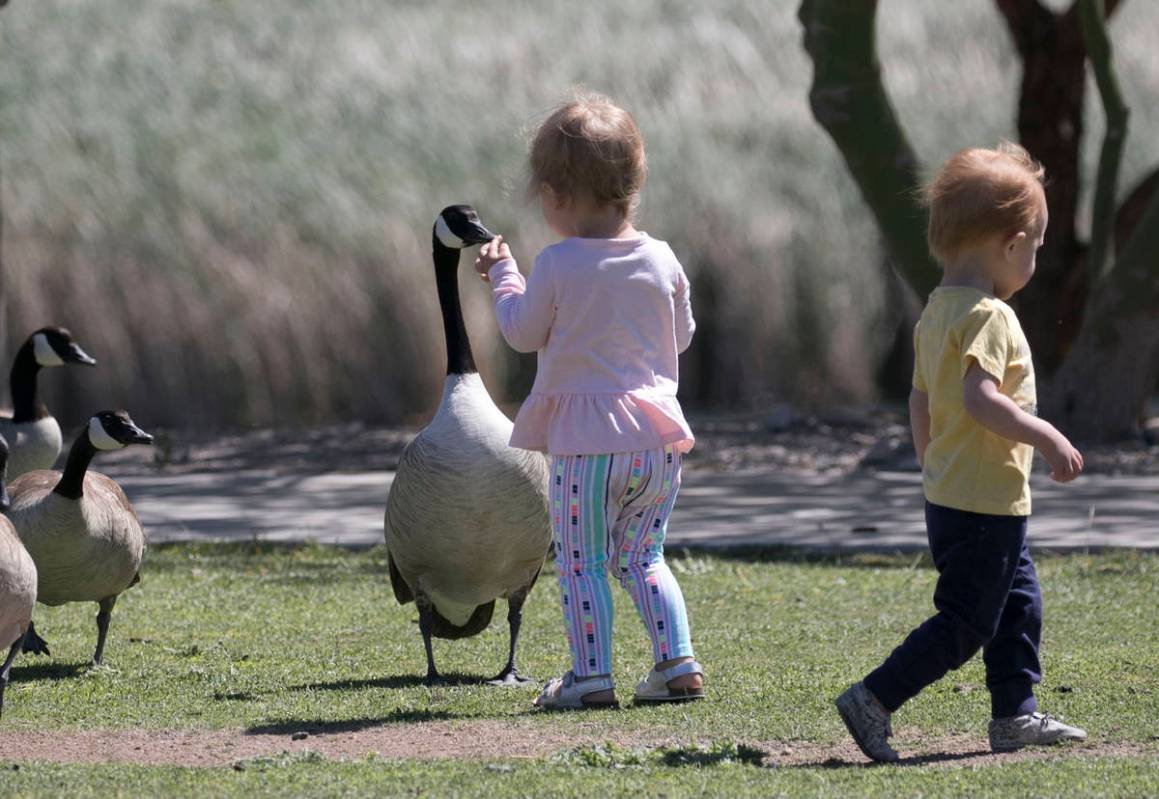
[527,92,646,215]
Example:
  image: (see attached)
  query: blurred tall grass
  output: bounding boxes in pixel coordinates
[1,0,1157,431]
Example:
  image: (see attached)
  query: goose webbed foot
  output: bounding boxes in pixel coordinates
[486,590,532,686]
[486,665,533,687]
[21,623,50,657]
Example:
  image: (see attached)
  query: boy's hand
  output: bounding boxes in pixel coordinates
[474,235,512,282]
[1041,429,1084,483]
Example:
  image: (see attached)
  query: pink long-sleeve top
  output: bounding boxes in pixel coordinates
[487,233,696,456]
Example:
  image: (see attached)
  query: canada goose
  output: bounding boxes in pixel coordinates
[0,435,37,718]
[385,205,551,685]
[9,410,153,666]
[1,327,97,478]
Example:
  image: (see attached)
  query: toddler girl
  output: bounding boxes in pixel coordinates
[474,93,703,709]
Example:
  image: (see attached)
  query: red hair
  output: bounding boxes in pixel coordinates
[926,142,1046,263]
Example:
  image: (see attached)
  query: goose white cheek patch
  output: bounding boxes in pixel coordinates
[33,334,65,367]
[434,215,466,249]
[88,417,124,451]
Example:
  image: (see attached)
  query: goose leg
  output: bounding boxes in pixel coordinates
[91,596,117,667]
[21,622,50,657]
[488,588,532,686]
[0,634,24,719]
[417,601,443,685]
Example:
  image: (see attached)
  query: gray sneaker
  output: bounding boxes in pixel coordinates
[989,712,1088,752]
[836,682,899,762]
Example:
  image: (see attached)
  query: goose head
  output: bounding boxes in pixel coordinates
[433,205,495,252]
[29,326,97,369]
[87,410,154,452]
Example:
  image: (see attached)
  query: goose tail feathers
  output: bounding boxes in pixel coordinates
[429,600,494,640]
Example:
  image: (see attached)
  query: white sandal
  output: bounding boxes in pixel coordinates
[633,660,705,703]
[533,671,619,710]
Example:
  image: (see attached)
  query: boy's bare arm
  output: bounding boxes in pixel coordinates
[909,388,930,467]
[961,362,1084,483]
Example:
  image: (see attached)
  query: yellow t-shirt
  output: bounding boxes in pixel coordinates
[913,287,1037,516]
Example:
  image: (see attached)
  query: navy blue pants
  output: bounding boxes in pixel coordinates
[864,502,1042,719]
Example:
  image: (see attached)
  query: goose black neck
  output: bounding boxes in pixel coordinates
[53,432,95,500]
[433,234,478,376]
[10,340,47,424]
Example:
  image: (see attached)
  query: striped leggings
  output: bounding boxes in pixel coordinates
[550,444,695,677]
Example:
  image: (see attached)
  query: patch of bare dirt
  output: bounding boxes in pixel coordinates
[0,720,658,767]
[0,721,1153,769]
[762,732,1159,769]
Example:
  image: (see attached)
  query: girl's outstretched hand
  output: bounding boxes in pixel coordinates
[474,235,512,281]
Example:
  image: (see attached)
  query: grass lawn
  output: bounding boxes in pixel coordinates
[0,543,1155,797]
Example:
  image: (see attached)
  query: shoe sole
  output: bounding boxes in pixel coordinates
[534,700,620,711]
[990,734,1086,753]
[633,688,705,705]
[835,694,897,763]
[987,737,1024,751]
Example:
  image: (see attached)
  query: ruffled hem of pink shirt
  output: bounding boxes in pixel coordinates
[510,391,695,456]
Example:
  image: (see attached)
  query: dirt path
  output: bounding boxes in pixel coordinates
[0,721,1152,769]
[108,466,1159,551]
[89,416,1159,551]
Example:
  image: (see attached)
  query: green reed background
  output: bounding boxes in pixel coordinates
[1,0,1157,430]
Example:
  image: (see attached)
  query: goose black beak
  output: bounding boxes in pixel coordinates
[461,222,495,246]
[127,430,155,446]
[66,345,97,366]
[120,422,154,446]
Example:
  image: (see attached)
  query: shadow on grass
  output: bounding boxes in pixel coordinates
[661,545,933,569]
[287,672,489,692]
[792,749,992,769]
[216,672,522,706]
[246,709,455,735]
[10,661,87,681]
[146,540,1139,578]
[151,539,924,569]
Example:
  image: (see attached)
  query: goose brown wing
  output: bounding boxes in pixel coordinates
[85,473,141,520]
[8,469,60,499]
[387,549,414,605]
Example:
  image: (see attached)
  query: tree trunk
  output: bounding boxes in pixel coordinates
[876,256,921,401]
[1114,167,1159,255]
[1077,0,1130,281]
[994,0,1093,372]
[798,0,937,299]
[1044,187,1159,440]
[1039,0,1159,442]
